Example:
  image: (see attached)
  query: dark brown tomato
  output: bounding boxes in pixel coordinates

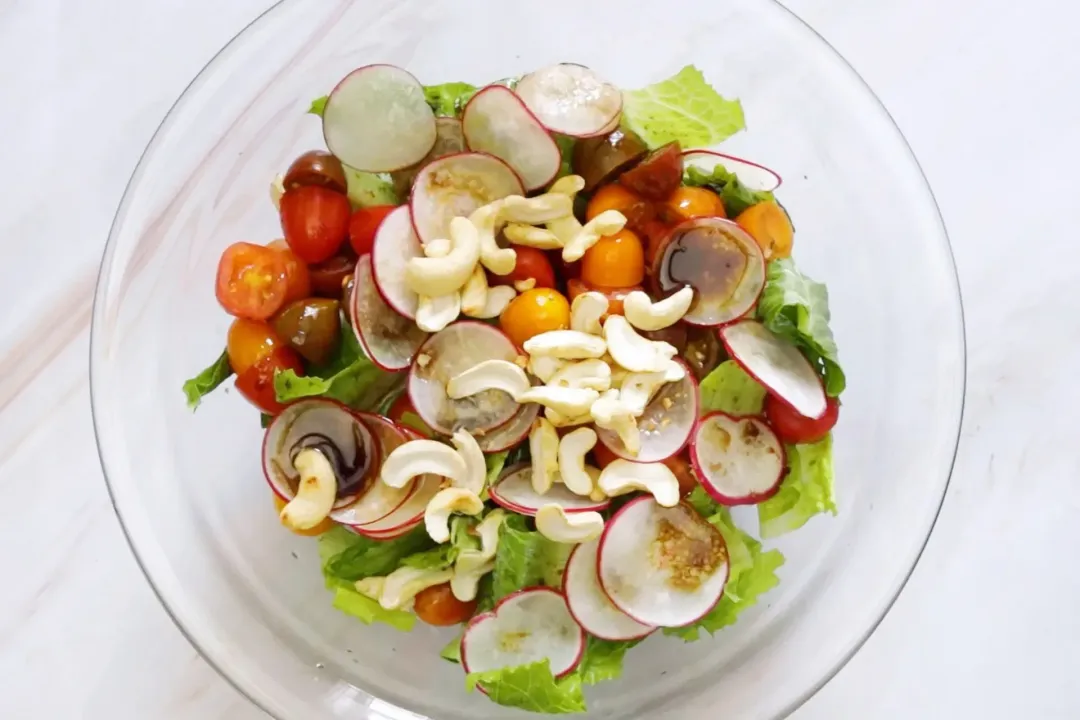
[272,298,342,365]
[683,325,725,380]
[309,253,357,298]
[283,150,347,194]
[572,127,649,192]
[618,142,683,200]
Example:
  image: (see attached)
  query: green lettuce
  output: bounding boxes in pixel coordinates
[577,637,641,685]
[758,435,836,539]
[343,166,399,208]
[622,65,745,149]
[308,95,328,116]
[423,81,478,117]
[331,586,416,631]
[182,349,233,410]
[491,516,573,601]
[274,329,397,410]
[319,525,435,586]
[466,660,586,714]
[440,635,463,663]
[684,164,775,218]
[400,544,457,570]
[757,259,845,396]
[699,360,767,415]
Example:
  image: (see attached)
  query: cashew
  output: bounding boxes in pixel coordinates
[447,359,531,400]
[450,430,487,495]
[558,427,598,496]
[514,278,537,292]
[270,174,285,210]
[466,285,516,319]
[544,407,594,428]
[504,223,563,250]
[588,474,608,504]
[460,265,488,317]
[548,359,612,392]
[598,459,681,508]
[469,509,508,564]
[603,315,677,372]
[663,359,687,383]
[380,439,468,489]
[516,386,600,417]
[451,559,495,602]
[529,418,560,495]
[469,202,517,275]
[623,287,694,331]
[523,330,607,359]
[535,505,605,544]
[379,566,454,609]
[545,176,587,245]
[424,238,452,258]
[527,355,568,383]
[570,292,609,335]
[416,292,460,332]
[279,448,337,530]
[562,210,627,262]
[591,389,641,456]
[354,576,386,600]
[405,216,481,296]
[619,371,669,416]
[424,487,485,543]
[607,358,630,389]
[500,193,574,224]
[548,175,586,196]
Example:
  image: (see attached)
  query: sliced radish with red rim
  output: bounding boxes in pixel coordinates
[322,65,437,173]
[330,413,416,526]
[475,402,540,453]
[352,425,442,534]
[409,152,523,244]
[564,539,655,641]
[390,117,467,196]
[351,255,428,371]
[598,497,729,628]
[720,320,827,420]
[490,464,610,516]
[462,587,585,679]
[682,150,782,192]
[462,86,562,191]
[370,205,424,319]
[515,64,623,138]
[596,359,698,463]
[690,411,786,506]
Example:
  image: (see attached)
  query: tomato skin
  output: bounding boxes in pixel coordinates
[499,288,571,348]
[309,253,357,298]
[413,583,478,626]
[566,279,641,318]
[735,201,794,260]
[664,186,726,222]
[764,394,839,445]
[216,242,290,320]
[227,319,282,375]
[348,205,397,257]
[267,240,313,304]
[591,442,619,469]
[618,142,683,200]
[283,150,347,195]
[664,453,700,497]
[491,246,556,290]
[234,346,304,415]
[273,495,336,536]
[586,183,655,230]
[280,185,352,264]
[581,228,645,288]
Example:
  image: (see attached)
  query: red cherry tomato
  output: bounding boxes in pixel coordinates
[764,393,839,445]
[491,246,556,291]
[386,394,435,437]
[280,185,351,264]
[268,240,312,304]
[348,205,398,257]
[234,346,304,415]
[413,583,478,626]
[216,242,289,320]
[309,253,357,297]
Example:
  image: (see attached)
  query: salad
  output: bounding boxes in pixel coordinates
[184,62,844,714]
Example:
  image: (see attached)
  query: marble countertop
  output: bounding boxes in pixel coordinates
[2,0,1077,717]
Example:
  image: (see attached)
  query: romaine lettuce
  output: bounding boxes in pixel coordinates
[466,660,586,714]
[423,81,478,117]
[699,360,767,415]
[758,434,836,538]
[273,328,397,410]
[182,349,232,410]
[491,515,573,601]
[319,525,435,586]
[622,65,745,149]
[331,586,416,631]
[577,636,641,685]
[683,164,775,218]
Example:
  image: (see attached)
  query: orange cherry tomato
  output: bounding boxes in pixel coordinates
[268,240,312,304]
[491,246,556,291]
[348,205,397,257]
[413,583,478,626]
[273,495,336,536]
[216,242,290,320]
[664,186,726,222]
[640,219,675,267]
[280,185,352,264]
[499,288,571,348]
[586,183,654,229]
[234,346,304,415]
[735,201,794,260]
[566,279,641,317]
[226,318,282,375]
[580,228,645,288]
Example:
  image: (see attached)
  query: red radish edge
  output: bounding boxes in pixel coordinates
[689,411,786,506]
[475,402,540,454]
[351,255,428,372]
[329,412,419,525]
[462,86,562,191]
[514,64,624,139]
[488,463,611,516]
[370,205,424,320]
[350,424,437,534]
[681,149,783,192]
[563,541,655,642]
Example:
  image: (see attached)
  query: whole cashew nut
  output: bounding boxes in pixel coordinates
[448,359,531,400]
[535,504,605,543]
[604,315,677,372]
[416,292,461,333]
[523,330,607,359]
[562,210,627,262]
[529,418,560,495]
[598,458,681,507]
[504,223,563,250]
[405,216,481,297]
[280,448,337,530]
[380,439,468,489]
[557,427,598,496]
[424,487,485,543]
[623,287,695,331]
[460,265,489,317]
[469,202,517,275]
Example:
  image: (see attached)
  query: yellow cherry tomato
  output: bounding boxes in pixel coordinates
[735,200,793,260]
[273,495,336,536]
[499,288,571,348]
[664,186,726,222]
[580,228,645,288]
[585,183,653,228]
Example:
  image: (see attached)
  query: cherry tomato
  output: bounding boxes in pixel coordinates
[413,583,478,626]
[348,205,397,257]
[283,150,347,194]
[664,186,726,222]
[764,393,839,445]
[227,318,282,375]
[591,442,619,469]
[309,253,358,297]
[491,246,556,291]
[641,322,688,355]
[268,240,312,304]
[272,495,336,536]
[386,394,435,437]
[664,453,700,497]
[234,346,304,415]
[499,288,571,348]
[216,242,290,320]
[640,219,675,267]
[586,183,654,229]
[280,185,352,264]
[566,279,641,317]
[735,201,794,260]
[581,228,645,288]
[618,142,684,200]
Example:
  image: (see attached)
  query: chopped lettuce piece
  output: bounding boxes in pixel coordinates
[400,544,457,570]
[450,515,481,555]
[308,95,328,117]
[700,360,767,415]
[423,81,478,117]
[320,525,435,585]
[440,634,463,663]
[182,349,233,410]
[332,586,416,631]
[273,329,397,410]
[396,410,433,437]
[684,164,775,218]
[685,485,719,518]
[491,516,573,601]
[757,258,845,396]
[553,134,576,182]
[622,65,745,149]
[758,435,836,538]
[343,166,399,208]
[577,637,641,685]
[485,451,509,491]
[466,660,586,714]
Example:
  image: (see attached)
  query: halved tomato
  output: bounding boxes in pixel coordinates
[216,242,289,320]
[234,346,304,415]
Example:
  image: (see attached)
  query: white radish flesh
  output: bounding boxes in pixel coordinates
[371,206,425,319]
[409,152,523,244]
[474,402,540,454]
[564,540,654,641]
[489,464,610,516]
[682,150,782,192]
[351,256,428,371]
[596,360,698,463]
[690,411,786,505]
[331,413,414,526]
[720,320,827,419]
[351,427,440,534]
[462,86,562,191]
[515,64,623,138]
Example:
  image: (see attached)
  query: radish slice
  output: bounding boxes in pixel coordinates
[682,150,782,192]
[462,587,585,679]
[651,217,765,328]
[351,425,441,534]
[475,402,540,453]
[322,65,437,173]
[690,412,786,506]
[462,86,561,191]
[351,255,428,371]
[349,517,421,540]
[262,399,378,509]
[596,359,698,463]
[410,152,523,244]
[598,498,729,628]
[490,464,610,516]
[330,413,415,525]
[408,322,523,436]
[391,117,467,197]
[371,205,424,319]
[515,64,623,138]
[719,320,827,420]
[564,540,655,641]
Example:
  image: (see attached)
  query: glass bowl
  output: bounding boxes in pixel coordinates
[90,0,965,718]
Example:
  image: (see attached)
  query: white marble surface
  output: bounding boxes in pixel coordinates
[2,0,1078,717]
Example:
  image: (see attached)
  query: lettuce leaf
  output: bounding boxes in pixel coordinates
[440,635,463,663]
[491,516,574,601]
[757,259,845,396]
[577,637,641,685]
[308,95,328,116]
[684,164,775,218]
[400,544,457,570]
[699,360,767,415]
[331,586,416,631]
[622,65,745,149]
[466,660,586,714]
[423,81,478,117]
[758,434,836,538]
[320,525,436,585]
[274,328,397,410]
[182,349,233,410]
[343,166,399,208]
